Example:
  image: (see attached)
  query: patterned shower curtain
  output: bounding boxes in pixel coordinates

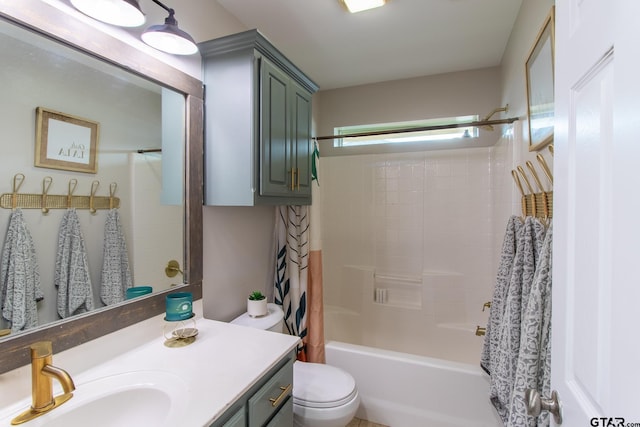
[274,206,309,355]
[274,141,325,363]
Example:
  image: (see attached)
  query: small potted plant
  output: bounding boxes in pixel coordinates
[247,290,267,317]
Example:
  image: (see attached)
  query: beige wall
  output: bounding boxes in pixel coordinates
[316,66,501,138]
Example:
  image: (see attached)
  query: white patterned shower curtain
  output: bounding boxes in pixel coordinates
[274,206,309,353]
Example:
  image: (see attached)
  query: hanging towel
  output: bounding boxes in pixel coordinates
[100,209,132,305]
[55,208,94,318]
[481,215,523,375]
[489,216,546,423]
[274,206,309,354]
[507,223,553,427]
[0,209,43,332]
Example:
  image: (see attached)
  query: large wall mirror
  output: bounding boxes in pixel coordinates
[0,1,203,373]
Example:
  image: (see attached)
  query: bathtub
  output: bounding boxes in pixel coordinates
[325,341,501,427]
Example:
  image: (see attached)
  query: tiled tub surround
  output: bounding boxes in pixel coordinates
[0,300,299,426]
[321,145,512,364]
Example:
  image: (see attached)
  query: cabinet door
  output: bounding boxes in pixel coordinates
[260,57,291,197]
[265,398,293,427]
[290,81,312,198]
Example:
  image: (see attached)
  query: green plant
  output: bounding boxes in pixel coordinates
[249,290,266,301]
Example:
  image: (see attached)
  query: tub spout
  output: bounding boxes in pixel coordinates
[11,341,75,425]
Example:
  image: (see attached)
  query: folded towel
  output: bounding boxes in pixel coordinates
[55,209,94,318]
[0,209,43,332]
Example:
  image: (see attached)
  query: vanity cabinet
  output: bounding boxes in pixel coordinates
[199,30,318,206]
[213,351,295,427]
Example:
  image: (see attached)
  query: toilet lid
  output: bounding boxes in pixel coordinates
[293,361,358,409]
[229,303,283,330]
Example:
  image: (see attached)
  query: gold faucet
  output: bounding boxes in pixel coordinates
[11,341,76,425]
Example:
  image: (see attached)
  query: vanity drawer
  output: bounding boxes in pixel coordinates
[248,357,294,427]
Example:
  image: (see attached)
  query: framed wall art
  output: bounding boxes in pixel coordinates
[35,107,100,173]
[526,6,555,152]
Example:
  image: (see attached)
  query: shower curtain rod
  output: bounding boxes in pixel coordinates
[313,117,520,141]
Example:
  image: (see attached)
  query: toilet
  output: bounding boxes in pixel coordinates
[231,303,360,427]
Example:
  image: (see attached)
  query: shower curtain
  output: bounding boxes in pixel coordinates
[274,141,325,363]
[274,206,309,356]
[483,216,553,427]
[307,141,326,363]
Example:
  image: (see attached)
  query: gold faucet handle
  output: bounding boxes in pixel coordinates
[482,301,492,312]
[30,341,53,359]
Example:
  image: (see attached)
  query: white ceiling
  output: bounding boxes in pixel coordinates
[216,0,523,90]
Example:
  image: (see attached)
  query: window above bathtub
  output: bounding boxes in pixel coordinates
[322,115,489,157]
[334,115,479,148]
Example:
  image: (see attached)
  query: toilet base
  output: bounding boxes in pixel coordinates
[292,392,360,427]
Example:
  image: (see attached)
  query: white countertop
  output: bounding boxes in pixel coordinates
[0,300,300,426]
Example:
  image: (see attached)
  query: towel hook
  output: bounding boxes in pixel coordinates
[89,180,100,214]
[511,170,527,219]
[536,154,553,186]
[109,182,117,210]
[517,166,537,217]
[67,179,77,209]
[11,173,25,210]
[526,161,545,193]
[41,176,53,214]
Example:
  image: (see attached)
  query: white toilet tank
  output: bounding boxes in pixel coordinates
[230,303,284,333]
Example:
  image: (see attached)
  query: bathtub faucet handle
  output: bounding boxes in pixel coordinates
[482,301,492,311]
[475,326,486,336]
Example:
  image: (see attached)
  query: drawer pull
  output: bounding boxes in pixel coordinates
[269,384,292,407]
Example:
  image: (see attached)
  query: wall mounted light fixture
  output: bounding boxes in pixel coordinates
[141,0,198,55]
[70,0,198,55]
[70,0,145,27]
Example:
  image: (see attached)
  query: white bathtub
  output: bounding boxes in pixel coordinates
[325,341,501,427]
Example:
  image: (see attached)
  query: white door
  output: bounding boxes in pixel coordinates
[553,0,640,425]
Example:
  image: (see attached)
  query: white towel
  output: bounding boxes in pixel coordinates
[489,216,546,423]
[507,223,553,427]
[100,209,132,305]
[0,209,43,332]
[55,209,94,318]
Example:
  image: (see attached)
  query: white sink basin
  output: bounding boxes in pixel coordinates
[2,371,189,427]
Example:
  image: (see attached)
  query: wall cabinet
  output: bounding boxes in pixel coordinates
[200,30,318,206]
[212,351,295,427]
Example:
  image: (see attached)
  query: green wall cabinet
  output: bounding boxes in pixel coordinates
[200,30,318,206]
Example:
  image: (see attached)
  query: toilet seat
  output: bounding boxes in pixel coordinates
[293,361,358,409]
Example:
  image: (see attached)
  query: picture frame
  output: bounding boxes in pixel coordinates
[35,107,100,173]
[526,6,555,152]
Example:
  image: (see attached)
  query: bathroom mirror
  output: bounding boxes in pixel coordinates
[0,2,203,373]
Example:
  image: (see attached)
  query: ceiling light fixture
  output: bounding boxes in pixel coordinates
[70,0,146,27]
[141,0,198,55]
[339,0,387,13]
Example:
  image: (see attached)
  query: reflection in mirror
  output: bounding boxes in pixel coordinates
[0,18,185,336]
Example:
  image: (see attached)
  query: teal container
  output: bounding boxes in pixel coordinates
[125,286,153,299]
[165,292,193,321]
